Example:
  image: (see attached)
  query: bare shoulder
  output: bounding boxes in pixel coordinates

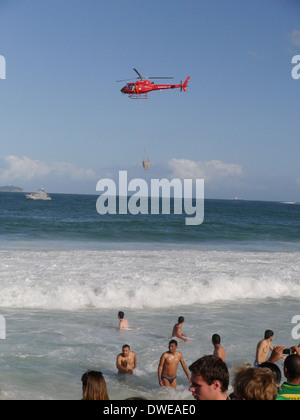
[159,352,168,364]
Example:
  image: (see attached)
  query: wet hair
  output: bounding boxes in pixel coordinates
[212,334,221,345]
[189,355,229,393]
[118,311,124,319]
[178,316,184,323]
[169,339,178,346]
[264,330,274,339]
[122,344,130,350]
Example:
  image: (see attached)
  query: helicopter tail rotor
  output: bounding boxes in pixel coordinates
[182,76,190,92]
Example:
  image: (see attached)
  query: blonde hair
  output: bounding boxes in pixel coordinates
[82,371,109,400]
[233,366,277,400]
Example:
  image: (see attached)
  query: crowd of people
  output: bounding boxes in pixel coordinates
[80,315,300,400]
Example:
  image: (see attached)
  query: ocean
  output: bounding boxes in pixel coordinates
[0,192,300,399]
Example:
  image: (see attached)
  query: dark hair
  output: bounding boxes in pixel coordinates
[259,362,282,384]
[122,344,130,350]
[284,354,300,380]
[178,316,184,323]
[169,339,178,346]
[264,330,274,339]
[189,355,229,393]
[118,311,124,319]
[212,334,221,345]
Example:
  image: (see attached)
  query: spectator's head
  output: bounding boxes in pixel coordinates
[259,362,282,386]
[284,354,300,384]
[233,366,277,400]
[81,370,109,400]
[189,355,229,400]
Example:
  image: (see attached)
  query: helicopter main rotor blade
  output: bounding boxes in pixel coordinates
[133,68,173,79]
[146,77,174,79]
[116,78,138,82]
[133,68,143,79]
[117,68,175,82]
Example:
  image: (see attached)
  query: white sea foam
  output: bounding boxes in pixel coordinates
[0,249,300,310]
[1,249,299,400]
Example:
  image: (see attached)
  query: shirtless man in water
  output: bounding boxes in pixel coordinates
[172,316,189,343]
[118,311,129,332]
[255,330,274,366]
[212,334,226,362]
[158,340,191,388]
[116,344,137,374]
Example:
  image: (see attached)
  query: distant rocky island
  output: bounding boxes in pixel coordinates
[0,185,24,192]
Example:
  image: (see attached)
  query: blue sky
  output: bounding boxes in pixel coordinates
[0,0,299,200]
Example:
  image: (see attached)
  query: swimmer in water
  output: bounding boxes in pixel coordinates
[172,316,189,343]
[158,340,191,388]
[118,311,129,332]
[255,330,274,366]
[212,334,226,362]
[116,344,137,375]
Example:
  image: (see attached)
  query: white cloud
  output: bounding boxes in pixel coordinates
[289,30,300,46]
[0,155,96,183]
[167,158,243,182]
[50,160,96,180]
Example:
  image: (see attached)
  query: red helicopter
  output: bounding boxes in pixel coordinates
[118,68,190,99]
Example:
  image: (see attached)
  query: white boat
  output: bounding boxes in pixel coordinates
[25,188,52,201]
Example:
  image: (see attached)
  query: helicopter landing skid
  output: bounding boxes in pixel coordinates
[129,93,148,99]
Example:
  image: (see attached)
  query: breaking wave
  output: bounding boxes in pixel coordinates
[1,249,300,310]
